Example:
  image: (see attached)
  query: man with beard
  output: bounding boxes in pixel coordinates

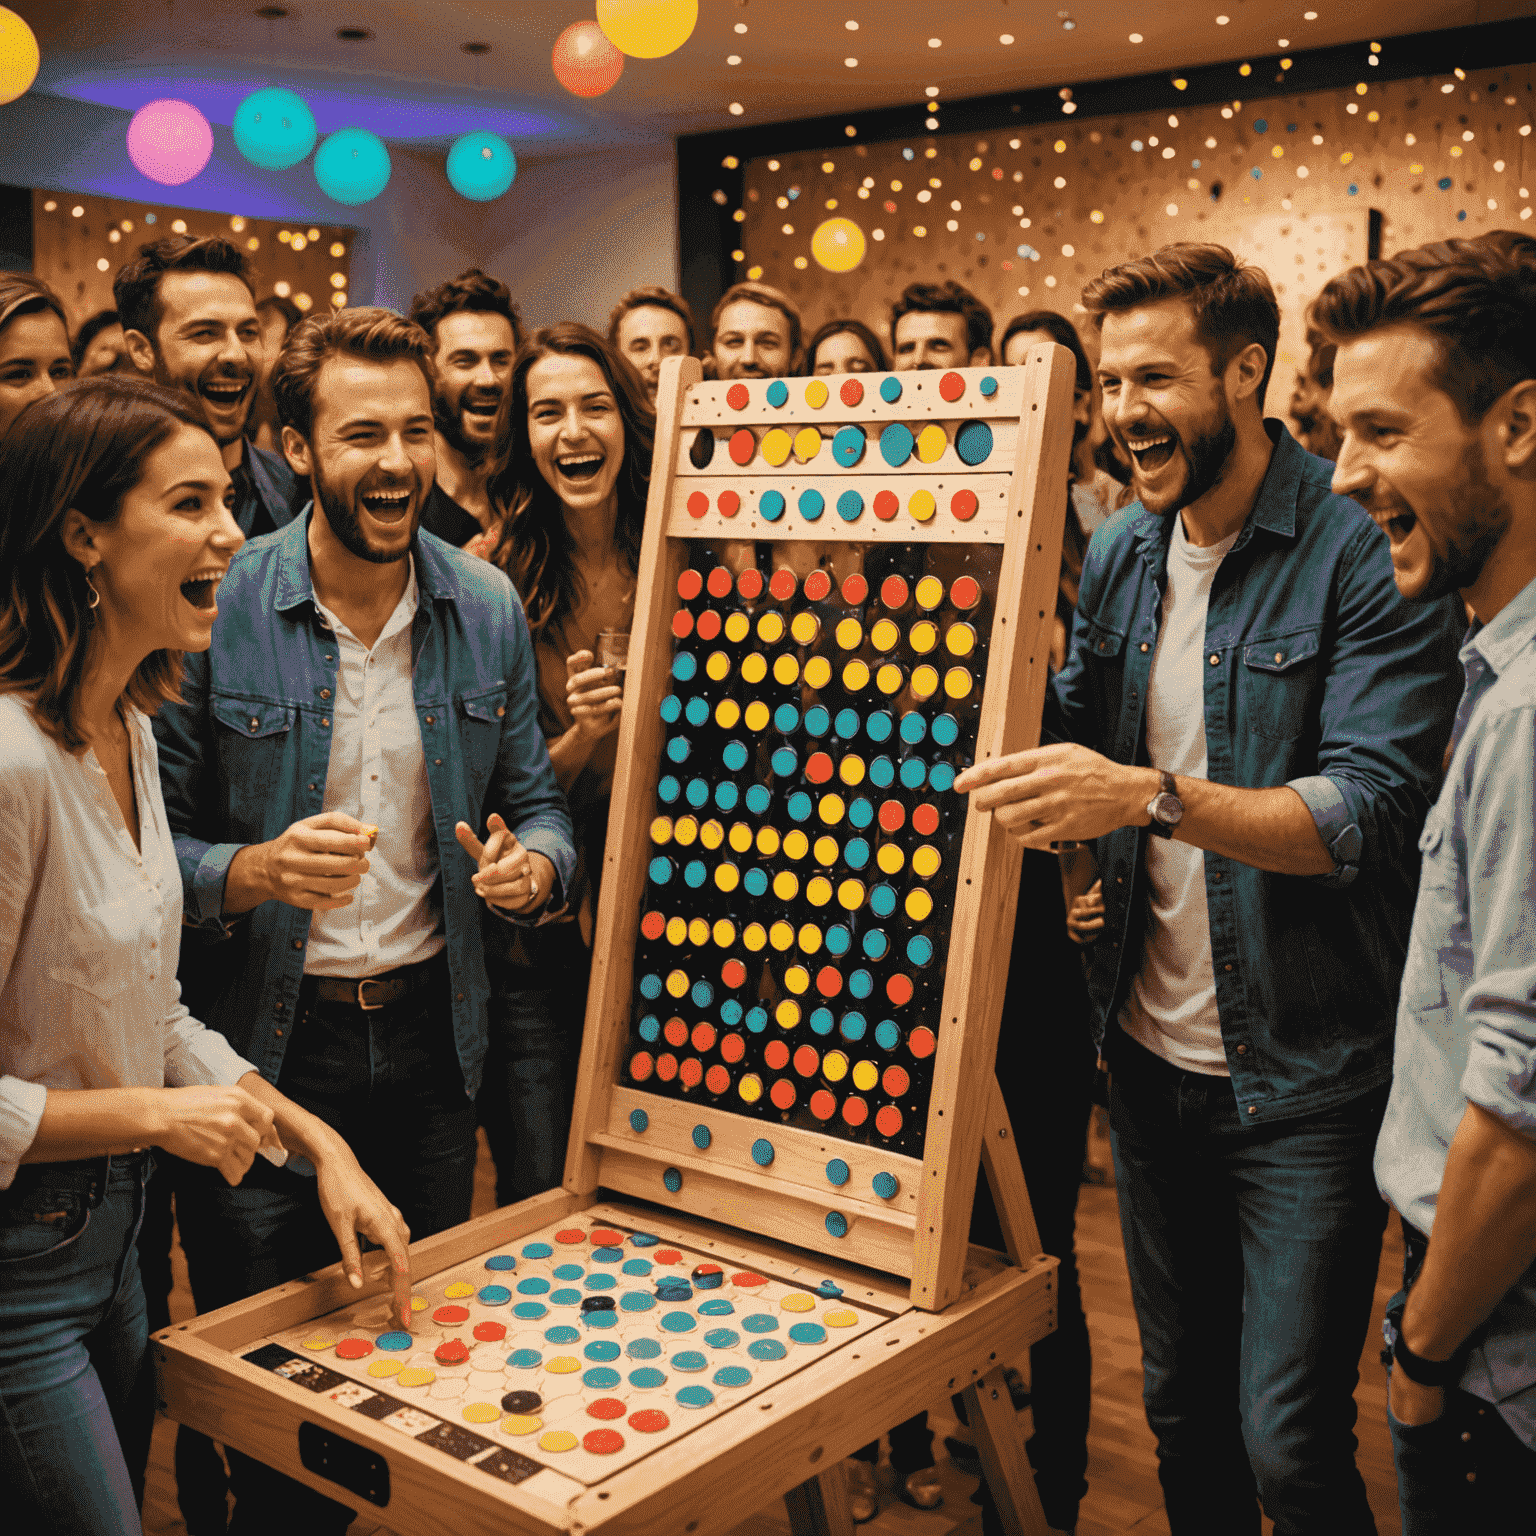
[1316,234,1536,1531]
[116,235,301,539]
[890,280,993,371]
[955,243,1465,1536]
[707,279,802,380]
[153,306,574,1535]
[408,268,523,546]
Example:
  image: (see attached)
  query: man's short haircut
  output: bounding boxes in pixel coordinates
[709,281,803,365]
[997,309,1092,392]
[272,306,436,441]
[408,268,524,351]
[890,280,994,359]
[68,309,119,374]
[256,293,303,334]
[1081,243,1281,405]
[607,285,697,354]
[1301,318,1336,391]
[112,234,256,341]
[1313,234,1536,425]
[0,272,67,340]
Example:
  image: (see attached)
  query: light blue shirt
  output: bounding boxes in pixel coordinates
[1376,572,1536,1448]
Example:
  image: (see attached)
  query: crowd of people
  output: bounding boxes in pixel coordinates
[0,221,1533,1536]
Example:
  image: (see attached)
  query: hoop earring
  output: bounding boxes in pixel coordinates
[85,572,101,610]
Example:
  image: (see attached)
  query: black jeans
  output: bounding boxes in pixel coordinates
[176,966,477,1534]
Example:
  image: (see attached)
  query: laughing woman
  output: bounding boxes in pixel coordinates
[0,273,72,441]
[0,378,411,1536]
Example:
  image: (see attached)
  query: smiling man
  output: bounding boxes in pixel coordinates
[153,306,574,1534]
[956,243,1464,1535]
[607,283,695,404]
[1316,233,1536,1532]
[707,279,802,380]
[891,279,993,371]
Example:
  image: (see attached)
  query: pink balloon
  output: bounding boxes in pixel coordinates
[127,98,214,186]
[552,20,625,98]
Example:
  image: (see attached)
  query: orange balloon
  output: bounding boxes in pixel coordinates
[551,20,624,98]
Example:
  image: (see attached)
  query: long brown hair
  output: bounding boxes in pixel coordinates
[486,322,654,648]
[0,375,213,749]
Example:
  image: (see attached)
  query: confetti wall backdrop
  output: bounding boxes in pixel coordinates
[30,189,356,330]
[737,64,1536,397]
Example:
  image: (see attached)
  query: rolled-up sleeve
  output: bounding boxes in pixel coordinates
[163,999,260,1091]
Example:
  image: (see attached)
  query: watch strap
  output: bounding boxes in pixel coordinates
[1392,1328,1465,1388]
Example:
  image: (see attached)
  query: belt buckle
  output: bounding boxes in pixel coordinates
[356,977,387,1011]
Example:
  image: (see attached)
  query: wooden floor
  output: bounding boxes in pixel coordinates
[144,1120,1406,1536]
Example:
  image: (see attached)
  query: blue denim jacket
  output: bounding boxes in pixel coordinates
[153,512,576,1101]
[1054,423,1464,1122]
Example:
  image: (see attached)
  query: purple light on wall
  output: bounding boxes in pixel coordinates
[126,98,214,185]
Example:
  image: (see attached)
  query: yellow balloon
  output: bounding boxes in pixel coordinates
[596,0,698,59]
[811,217,867,275]
[0,7,40,106]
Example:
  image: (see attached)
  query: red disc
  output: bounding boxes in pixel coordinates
[720,1032,746,1063]
[687,490,710,519]
[728,428,756,465]
[875,1105,904,1137]
[803,569,832,602]
[695,1263,723,1279]
[671,611,694,639]
[679,1057,703,1088]
[432,1305,469,1325]
[678,569,703,601]
[718,489,742,517]
[473,1321,507,1342]
[816,966,842,998]
[841,573,869,605]
[705,1064,731,1095]
[770,1078,797,1109]
[886,974,915,1007]
[584,1427,626,1454]
[951,488,979,522]
[912,803,940,836]
[908,1026,937,1059]
[555,1228,588,1245]
[655,1248,683,1265]
[878,800,906,833]
[655,1053,678,1082]
[841,1095,869,1127]
[630,1409,670,1433]
[793,1044,820,1077]
[839,377,865,407]
[721,958,747,989]
[726,383,750,410]
[809,1089,837,1121]
[731,1272,768,1288]
[335,1338,373,1360]
[587,1398,627,1421]
[695,609,722,640]
[629,1051,654,1082]
[882,1065,911,1097]
[769,569,798,601]
[805,752,833,784]
[692,1021,717,1053]
[664,1017,688,1047]
[707,566,734,599]
[590,1229,624,1246]
[881,575,909,608]
[738,568,764,600]
[764,1039,790,1071]
[938,371,965,402]
[640,911,666,940]
[950,575,981,610]
[873,490,900,522]
[435,1339,470,1364]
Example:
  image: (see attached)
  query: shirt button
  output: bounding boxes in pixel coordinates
[150,940,157,949]
[1140,642,1150,653]
[320,718,330,728]
[308,784,317,792]
[274,1002,284,1014]
[1225,963,1233,971]
[456,992,465,1003]
[434,758,443,766]
[1209,653,1220,666]
[425,714,435,725]
[1247,1105,1257,1115]
[275,1028,284,1038]
[1274,651,1284,664]
[292,939,304,950]
[1212,871,1223,882]
[1461,1432,1471,1443]
[320,688,331,700]
[1235,1044,1247,1055]
[249,716,259,730]
[496,706,506,717]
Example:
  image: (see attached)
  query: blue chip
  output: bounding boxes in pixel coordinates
[683,860,706,888]
[637,1017,660,1044]
[660,694,682,724]
[837,489,864,522]
[931,713,960,746]
[832,425,867,468]
[865,711,893,743]
[787,792,813,822]
[672,651,697,682]
[585,1273,618,1291]
[766,379,789,407]
[622,1258,653,1276]
[583,1367,621,1390]
[722,740,748,772]
[824,925,851,956]
[815,1280,844,1299]
[550,1288,582,1305]
[585,1309,618,1329]
[630,1233,660,1247]
[656,1281,693,1300]
[518,1277,551,1295]
[849,970,873,1000]
[880,376,903,403]
[908,936,935,966]
[848,798,874,829]
[585,1340,621,1361]
[663,1167,683,1193]
[661,1311,697,1334]
[630,1101,652,1126]
[752,1135,776,1168]
[798,488,825,521]
[657,776,680,805]
[771,746,798,777]
[955,420,994,466]
[880,422,914,466]
[721,1001,745,1030]
[900,758,927,790]
[774,703,801,733]
[825,1212,848,1239]
[749,1338,789,1361]
[485,1254,517,1272]
[862,929,888,960]
[704,1328,741,1349]
[899,712,927,745]
[840,1010,868,1041]
[744,867,769,897]
[834,708,861,739]
[685,695,710,727]
[677,1384,716,1408]
[745,1006,769,1033]
[873,1171,899,1200]
[875,1019,901,1050]
[715,1365,753,1388]
[714,782,739,812]
[376,1330,413,1351]
[825,1158,850,1187]
[810,1007,834,1036]
[686,778,709,808]
[627,1336,663,1359]
[629,1366,667,1388]
[647,857,671,886]
[699,1298,736,1316]
[870,885,897,917]
[691,1123,712,1150]
[478,1285,511,1305]
[844,838,870,869]
[513,1301,548,1320]
[742,1313,780,1333]
[508,1348,543,1368]
[592,1246,623,1265]
[868,757,895,788]
[979,374,998,397]
[761,488,786,522]
[545,1325,580,1344]
[745,784,772,815]
[804,706,830,736]
[553,1264,583,1281]
[691,980,714,1009]
[790,1321,830,1344]
[927,763,955,793]
[671,1350,707,1371]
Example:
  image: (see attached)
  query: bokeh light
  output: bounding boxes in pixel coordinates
[0,6,40,106]
[232,87,317,170]
[314,127,391,205]
[126,100,214,186]
[446,131,517,201]
[552,20,625,97]
[596,0,698,60]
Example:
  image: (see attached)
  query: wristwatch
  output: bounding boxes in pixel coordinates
[1146,770,1183,838]
[1392,1328,1465,1388]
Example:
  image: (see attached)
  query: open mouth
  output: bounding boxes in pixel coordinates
[1126,431,1177,474]
[556,453,604,483]
[200,378,250,410]
[179,569,224,611]
[1381,510,1418,542]
[462,393,501,420]
[360,488,413,523]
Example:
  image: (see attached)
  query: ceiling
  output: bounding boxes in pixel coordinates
[13,0,1529,163]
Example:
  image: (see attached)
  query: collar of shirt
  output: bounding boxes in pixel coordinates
[273,504,459,616]
[312,554,419,648]
[1462,571,1536,679]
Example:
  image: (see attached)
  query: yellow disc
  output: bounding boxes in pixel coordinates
[806,875,834,907]
[773,654,800,685]
[818,794,846,826]
[798,922,823,953]
[738,1073,763,1103]
[741,652,768,684]
[700,818,725,849]
[724,612,751,643]
[835,618,863,650]
[944,667,974,700]
[666,970,689,998]
[842,659,870,691]
[814,835,839,865]
[783,829,809,860]
[804,656,833,689]
[824,1308,860,1328]
[793,426,822,464]
[503,1414,543,1435]
[397,1367,436,1387]
[837,879,866,910]
[915,576,944,610]
[785,965,809,995]
[666,916,688,945]
[877,844,905,875]
[0,9,41,107]
[714,918,737,947]
[716,698,742,728]
[757,612,785,644]
[811,217,868,275]
[839,755,866,785]
[875,664,904,696]
[804,378,830,409]
[915,424,948,463]
[729,822,753,853]
[650,816,673,845]
[908,621,938,654]
[772,871,799,902]
[410,1296,429,1312]
[757,825,782,857]
[781,1293,817,1312]
[743,922,768,951]
[871,618,900,652]
[595,0,699,61]
[770,920,796,951]
[715,863,740,893]
[851,1059,879,1091]
[539,1429,580,1452]
[761,426,793,467]
[908,488,937,523]
[791,611,820,645]
[690,915,711,944]
[463,1402,500,1424]
[912,844,942,879]
[674,816,699,846]
[368,1358,403,1378]
[302,1335,336,1351]
[545,1356,581,1375]
[946,623,977,657]
[822,1050,849,1082]
[905,888,935,922]
[911,665,939,700]
[744,700,770,731]
[443,1281,476,1299]
[706,650,730,682]
[776,999,802,1029]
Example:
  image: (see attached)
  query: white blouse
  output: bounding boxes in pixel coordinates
[0,693,257,1188]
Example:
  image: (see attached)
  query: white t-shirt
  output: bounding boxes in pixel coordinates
[1119,516,1240,1076]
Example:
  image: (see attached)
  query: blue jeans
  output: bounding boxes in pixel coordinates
[177,969,478,1534]
[0,1151,155,1536]
[1108,1031,1387,1536]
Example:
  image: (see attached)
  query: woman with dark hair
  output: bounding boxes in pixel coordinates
[0,377,411,1535]
[472,322,653,1204]
[806,316,888,375]
[0,272,72,440]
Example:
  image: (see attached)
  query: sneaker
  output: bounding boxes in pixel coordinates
[898,1467,944,1510]
[846,1459,880,1524]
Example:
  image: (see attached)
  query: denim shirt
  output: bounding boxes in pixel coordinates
[153,511,576,1101]
[241,441,303,540]
[1053,423,1464,1122]
[1376,574,1536,1448]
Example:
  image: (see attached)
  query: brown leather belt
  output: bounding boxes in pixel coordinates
[309,955,444,1012]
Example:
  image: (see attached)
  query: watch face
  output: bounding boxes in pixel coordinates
[1152,792,1183,825]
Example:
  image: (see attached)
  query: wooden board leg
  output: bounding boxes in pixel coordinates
[981,1076,1043,1264]
[963,1364,1052,1536]
[784,1458,855,1536]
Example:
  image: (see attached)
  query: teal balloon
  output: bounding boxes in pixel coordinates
[232,87,316,170]
[446,132,517,201]
[314,127,391,205]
